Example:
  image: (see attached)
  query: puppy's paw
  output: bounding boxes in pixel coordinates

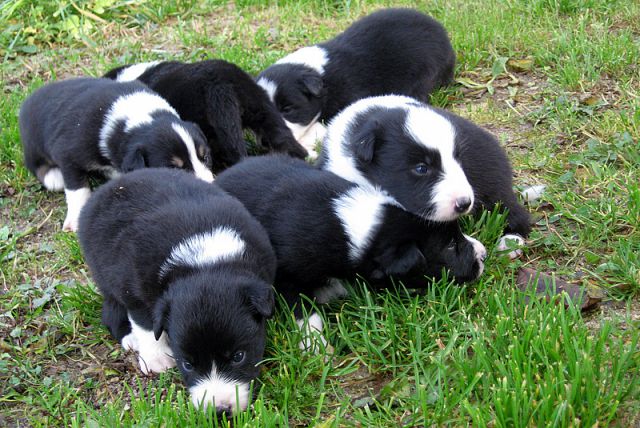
[121,332,139,352]
[497,234,525,259]
[464,234,487,277]
[296,313,333,356]
[62,215,80,232]
[137,351,176,375]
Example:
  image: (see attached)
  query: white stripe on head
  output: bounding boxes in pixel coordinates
[189,365,250,413]
[333,185,401,261]
[322,95,419,186]
[63,187,91,232]
[115,61,160,82]
[171,123,214,183]
[159,226,246,278]
[123,314,175,375]
[42,168,64,191]
[275,46,329,74]
[404,106,474,221]
[99,91,178,159]
[257,77,277,103]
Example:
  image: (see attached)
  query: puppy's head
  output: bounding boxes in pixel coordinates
[322,96,475,222]
[123,118,214,182]
[153,270,274,415]
[257,64,325,142]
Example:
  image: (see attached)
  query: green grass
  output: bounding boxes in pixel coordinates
[1,0,639,426]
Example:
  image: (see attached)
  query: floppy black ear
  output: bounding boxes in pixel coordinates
[243,283,275,319]
[152,296,171,341]
[379,242,426,277]
[351,118,381,163]
[301,73,323,97]
[121,147,147,172]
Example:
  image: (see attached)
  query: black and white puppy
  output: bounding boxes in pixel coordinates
[317,95,531,258]
[78,168,276,414]
[257,8,456,156]
[19,77,213,232]
[104,60,309,171]
[216,155,485,348]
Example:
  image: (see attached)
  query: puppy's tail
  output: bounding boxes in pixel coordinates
[36,165,65,191]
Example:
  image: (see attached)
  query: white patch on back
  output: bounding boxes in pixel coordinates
[171,123,214,183]
[98,91,178,159]
[463,234,487,278]
[189,365,250,413]
[42,168,64,191]
[333,185,400,261]
[257,77,277,103]
[115,61,160,82]
[159,227,246,278]
[276,46,329,74]
[124,314,175,375]
[63,187,91,232]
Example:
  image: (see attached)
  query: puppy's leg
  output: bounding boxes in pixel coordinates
[102,297,132,342]
[463,234,487,277]
[59,166,91,232]
[126,310,175,375]
[205,85,247,167]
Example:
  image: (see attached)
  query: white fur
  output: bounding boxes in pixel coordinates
[314,278,349,304]
[171,123,214,183]
[123,314,175,375]
[42,168,64,191]
[333,185,401,261]
[257,77,277,103]
[159,227,245,278]
[296,312,331,354]
[98,91,178,159]
[115,61,160,82]
[463,234,487,278]
[284,116,325,158]
[497,233,525,259]
[521,185,546,203]
[189,365,250,413]
[62,187,91,232]
[276,46,329,74]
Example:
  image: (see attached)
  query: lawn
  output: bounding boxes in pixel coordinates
[1,0,639,426]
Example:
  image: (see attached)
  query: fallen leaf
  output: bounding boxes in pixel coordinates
[507,58,534,72]
[516,268,602,311]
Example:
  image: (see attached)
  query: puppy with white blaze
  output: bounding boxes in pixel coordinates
[257,8,455,157]
[317,95,532,258]
[19,78,213,232]
[77,169,276,415]
[104,60,309,171]
[216,155,486,350]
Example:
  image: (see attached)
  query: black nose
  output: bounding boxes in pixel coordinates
[454,197,472,213]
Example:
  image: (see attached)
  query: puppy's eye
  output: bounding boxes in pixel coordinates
[231,351,245,364]
[414,163,429,175]
[181,360,194,372]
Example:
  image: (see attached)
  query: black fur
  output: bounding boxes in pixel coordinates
[77,168,276,412]
[104,60,309,171]
[216,155,483,317]
[258,8,455,127]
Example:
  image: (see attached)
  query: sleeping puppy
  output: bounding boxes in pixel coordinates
[216,155,485,349]
[317,95,531,258]
[19,77,213,232]
[78,168,276,415]
[257,8,455,156]
[104,60,309,171]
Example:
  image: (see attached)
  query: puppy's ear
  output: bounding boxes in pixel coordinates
[351,118,381,163]
[377,242,426,277]
[121,147,147,172]
[243,283,275,319]
[152,295,171,341]
[301,73,323,97]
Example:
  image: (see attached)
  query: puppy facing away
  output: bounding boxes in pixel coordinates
[19,77,213,232]
[216,155,485,348]
[317,95,531,258]
[77,168,276,414]
[104,60,309,171]
[257,8,456,155]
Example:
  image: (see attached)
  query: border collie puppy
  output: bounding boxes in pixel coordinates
[104,60,309,171]
[216,155,485,348]
[19,77,213,232]
[257,8,455,156]
[78,168,276,414]
[317,95,531,258]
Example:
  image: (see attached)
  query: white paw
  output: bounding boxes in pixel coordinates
[464,234,487,277]
[137,349,176,375]
[63,187,91,232]
[520,185,546,203]
[126,314,175,375]
[296,313,333,355]
[121,332,139,352]
[62,215,80,232]
[497,234,525,259]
